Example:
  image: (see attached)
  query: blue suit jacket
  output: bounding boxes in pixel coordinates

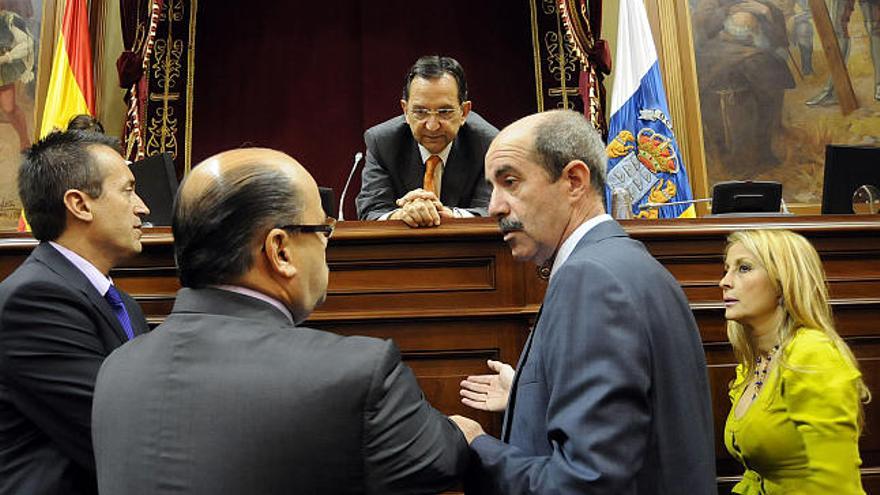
[469,220,716,494]
[355,111,497,219]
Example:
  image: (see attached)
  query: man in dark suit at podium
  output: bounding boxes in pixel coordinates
[0,131,151,495]
[92,147,468,494]
[356,55,498,227]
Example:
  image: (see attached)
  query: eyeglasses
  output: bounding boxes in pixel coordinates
[276,217,336,239]
[408,107,459,122]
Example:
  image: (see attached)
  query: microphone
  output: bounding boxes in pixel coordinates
[338,151,363,221]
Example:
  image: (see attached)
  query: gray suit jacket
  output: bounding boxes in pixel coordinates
[92,287,468,494]
[468,221,716,494]
[0,242,148,495]
[356,111,498,220]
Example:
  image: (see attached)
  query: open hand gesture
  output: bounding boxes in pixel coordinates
[459,360,515,412]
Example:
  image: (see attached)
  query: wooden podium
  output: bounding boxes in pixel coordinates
[1,215,877,492]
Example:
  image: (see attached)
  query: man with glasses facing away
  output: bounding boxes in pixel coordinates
[356,55,498,227]
[91,148,469,494]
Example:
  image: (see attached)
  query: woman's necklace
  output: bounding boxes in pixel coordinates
[752,344,781,400]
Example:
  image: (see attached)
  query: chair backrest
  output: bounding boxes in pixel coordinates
[822,145,880,214]
[318,187,336,219]
[129,153,179,226]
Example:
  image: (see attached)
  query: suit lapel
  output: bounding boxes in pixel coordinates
[441,127,481,206]
[440,141,464,206]
[86,289,130,344]
[501,221,627,441]
[33,243,130,345]
[400,141,424,193]
[502,304,543,442]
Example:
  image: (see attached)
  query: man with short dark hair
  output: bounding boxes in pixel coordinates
[92,148,468,494]
[451,110,716,494]
[356,55,498,227]
[66,114,105,134]
[0,130,151,495]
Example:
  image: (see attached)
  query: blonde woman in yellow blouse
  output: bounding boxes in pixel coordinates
[719,229,870,494]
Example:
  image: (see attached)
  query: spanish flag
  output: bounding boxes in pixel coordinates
[39,0,95,137]
[19,0,95,231]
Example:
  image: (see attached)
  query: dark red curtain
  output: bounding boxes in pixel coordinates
[191,1,535,219]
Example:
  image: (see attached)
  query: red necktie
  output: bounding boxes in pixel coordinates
[423,155,441,196]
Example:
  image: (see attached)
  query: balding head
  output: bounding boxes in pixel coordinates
[173,148,319,289]
[494,110,607,195]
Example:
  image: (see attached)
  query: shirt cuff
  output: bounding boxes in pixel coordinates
[453,208,475,218]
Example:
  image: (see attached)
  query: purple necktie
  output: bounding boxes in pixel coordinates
[104,285,135,340]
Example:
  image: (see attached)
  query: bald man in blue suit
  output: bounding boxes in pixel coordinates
[452,110,716,494]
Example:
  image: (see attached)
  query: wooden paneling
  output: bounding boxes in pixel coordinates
[1,215,878,491]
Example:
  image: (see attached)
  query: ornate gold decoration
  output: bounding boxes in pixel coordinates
[124,0,162,161]
[147,0,185,158]
[529,0,545,110]
[152,38,183,89]
[185,0,198,174]
[543,32,577,84]
[160,0,184,22]
[530,0,599,114]
[557,0,604,130]
[147,106,178,156]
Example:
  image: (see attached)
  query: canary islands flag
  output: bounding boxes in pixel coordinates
[605,0,695,219]
[19,0,95,232]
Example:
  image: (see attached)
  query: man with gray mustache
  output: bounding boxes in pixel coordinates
[450,110,716,494]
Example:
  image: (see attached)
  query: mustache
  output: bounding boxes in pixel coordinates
[498,218,524,234]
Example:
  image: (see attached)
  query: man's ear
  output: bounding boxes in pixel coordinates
[400,99,408,118]
[263,229,297,279]
[63,189,93,222]
[460,100,472,120]
[562,160,592,200]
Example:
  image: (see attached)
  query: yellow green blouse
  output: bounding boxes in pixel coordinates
[724,328,864,494]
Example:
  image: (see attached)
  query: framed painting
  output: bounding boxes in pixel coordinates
[0,0,41,229]
[646,0,880,214]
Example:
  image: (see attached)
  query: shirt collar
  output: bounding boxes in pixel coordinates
[213,284,294,323]
[549,214,613,280]
[418,141,453,166]
[49,241,113,296]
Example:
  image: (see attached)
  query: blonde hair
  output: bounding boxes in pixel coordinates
[724,230,870,418]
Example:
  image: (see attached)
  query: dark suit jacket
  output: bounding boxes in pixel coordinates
[356,111,498,220]
[0,242,149,495]
[92,287,468,494]
[468,221,716,494]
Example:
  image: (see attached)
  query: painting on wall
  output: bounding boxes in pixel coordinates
[0,0,39,229]
[688,0,880,208]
